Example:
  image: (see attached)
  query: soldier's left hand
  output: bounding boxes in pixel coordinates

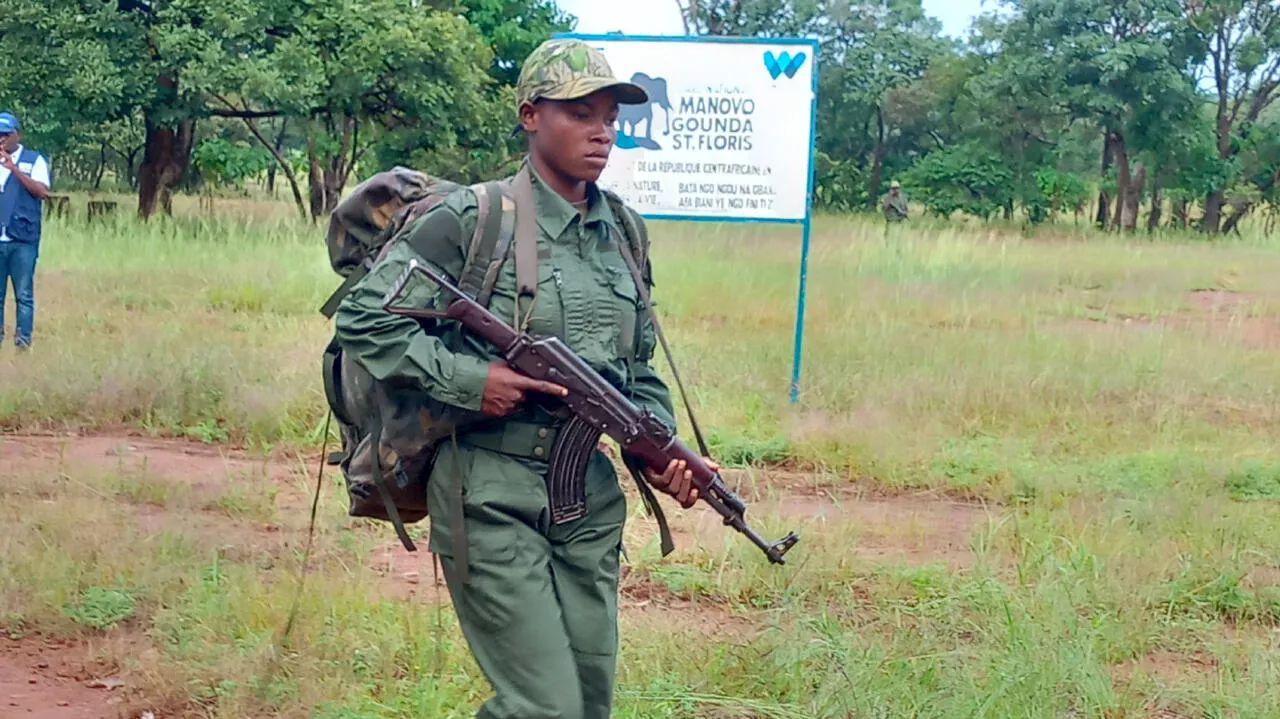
[645,457,719,509]
[0,149,15,172]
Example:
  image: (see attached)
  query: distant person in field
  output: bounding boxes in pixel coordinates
[0,111,51,351]
[882,180,908,224]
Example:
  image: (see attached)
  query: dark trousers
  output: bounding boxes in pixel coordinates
[0,241,38,347]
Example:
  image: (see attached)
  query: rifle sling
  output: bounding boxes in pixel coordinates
[624,455,676,557]
[369,412,417,553]
[319,262,371,319]
[613,220,714,461]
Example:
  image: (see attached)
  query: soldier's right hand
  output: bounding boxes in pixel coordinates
[481,362,568,416]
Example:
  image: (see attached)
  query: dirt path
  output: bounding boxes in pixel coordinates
[0,636,132,719]
[0,432,997,716]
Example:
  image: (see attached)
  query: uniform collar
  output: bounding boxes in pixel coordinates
[524,159,618,240]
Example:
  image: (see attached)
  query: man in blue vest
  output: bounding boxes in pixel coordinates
[0,111,51,350]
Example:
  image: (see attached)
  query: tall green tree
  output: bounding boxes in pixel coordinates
[210,0,504,218]
[0,0,302,217]
[456,0,575,84]
[1182,0,1280,232]
[681,1,950,209]
[996,0,1199,230]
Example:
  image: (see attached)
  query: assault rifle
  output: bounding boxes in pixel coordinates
[381,258,800,565]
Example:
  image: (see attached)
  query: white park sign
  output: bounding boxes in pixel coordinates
[570,35,818,224]
[563,33,819,403]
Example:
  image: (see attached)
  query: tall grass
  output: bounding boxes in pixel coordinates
[6,199,1280,484]
[1,197,1278,716]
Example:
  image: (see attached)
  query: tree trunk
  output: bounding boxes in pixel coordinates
[1202,80,1233,234]
[1172,198,1189,229]
[1147,175,1162,232]
[125,146,141,190]
[93,141,107,191]
[676,0,695,34]
[137,112,195,220]
[1120,161,1144,232]
[867,105,885,211]
[323,165,343,213]
[317,114,356,215]
[1202,189,1225,233]
[267,118,287,196]
[1096,128,1115,229]
[307,147,325,218]
[1222,163,1280,234]
[238,115,307,219]
[1221,204,1250,234]
[1110,132,1130,231]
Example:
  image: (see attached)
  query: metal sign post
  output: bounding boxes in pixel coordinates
[560,32,819,404]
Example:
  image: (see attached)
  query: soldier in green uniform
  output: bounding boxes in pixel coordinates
[334,38,712,719]
[882,180,909,223]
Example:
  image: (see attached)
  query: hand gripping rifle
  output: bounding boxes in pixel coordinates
[382,258,800,565]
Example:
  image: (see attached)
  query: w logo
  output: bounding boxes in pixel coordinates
[763,50,807,80]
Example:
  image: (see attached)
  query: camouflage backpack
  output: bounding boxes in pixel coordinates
[318,165,653,551]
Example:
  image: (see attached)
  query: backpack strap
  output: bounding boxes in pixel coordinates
[320,262,372,319]
[444,166,537,328]
[603,191,651,284]
[456,181,503,300]
[511,167,538,298]
[477,184,516,308]
[509,166,539,331]
[612,212,711,461]
[369,176,527,561]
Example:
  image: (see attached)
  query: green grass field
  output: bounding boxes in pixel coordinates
[0,192,1278,717]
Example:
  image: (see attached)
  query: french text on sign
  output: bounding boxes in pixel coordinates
[580,37,816,223]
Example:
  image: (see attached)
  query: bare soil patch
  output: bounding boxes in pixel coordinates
[1,432,317,560]
[0,635,136,719]
[1111,649,1217,688]
[0,430,326,513]
[619,570,760,641]
[0,432,295,488]
[365,540,450,602]
[1052,289,1280,348]
[1177,289,1280,347]
[3,433,996,633]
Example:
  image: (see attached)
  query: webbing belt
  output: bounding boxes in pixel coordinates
[458,421,562,461]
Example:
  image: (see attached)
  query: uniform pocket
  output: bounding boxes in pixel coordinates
[487,260,561,337]
[607,269,640,360]
[454,521,523,632]
[9,216,34,236]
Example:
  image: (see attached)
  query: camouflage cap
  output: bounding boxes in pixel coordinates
[516,38,648,109]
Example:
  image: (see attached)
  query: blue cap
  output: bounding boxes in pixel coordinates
[0,113,19,134]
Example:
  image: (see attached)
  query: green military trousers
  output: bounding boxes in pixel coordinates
[427,436,627,719]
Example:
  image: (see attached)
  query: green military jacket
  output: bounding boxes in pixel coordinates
[883,191,909,222]
[333,160,678,437]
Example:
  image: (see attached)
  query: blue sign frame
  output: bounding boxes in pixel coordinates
[557,32,820,404]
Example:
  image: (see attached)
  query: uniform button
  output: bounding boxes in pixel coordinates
[533,446,545,458]
[538,428,549,439]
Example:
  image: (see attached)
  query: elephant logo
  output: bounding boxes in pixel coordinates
[616,72,672,151]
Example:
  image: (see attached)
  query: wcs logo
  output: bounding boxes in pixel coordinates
[763,50,806,80]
